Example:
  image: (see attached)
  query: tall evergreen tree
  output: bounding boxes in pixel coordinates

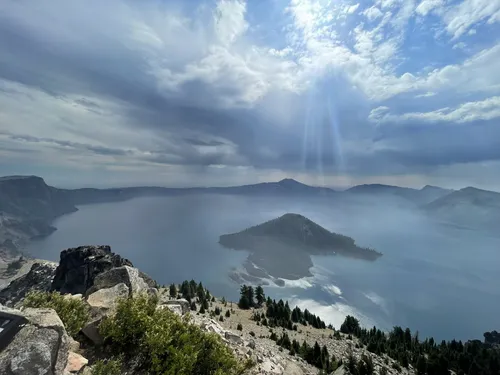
[169,283,177,298]
[255,285,265,306]
[238,285,251,309]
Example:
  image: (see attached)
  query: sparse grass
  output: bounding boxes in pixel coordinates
[23,291,89,337]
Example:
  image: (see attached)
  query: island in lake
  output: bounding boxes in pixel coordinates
[219,213,382,285]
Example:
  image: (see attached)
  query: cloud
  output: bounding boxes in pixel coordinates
[415,92,437,98]
[415,0,444,16]
[363,6,383,21]
[442,0,500,39]
[370,96,500,124]
[346,3,360,14]
[0,0,499,188]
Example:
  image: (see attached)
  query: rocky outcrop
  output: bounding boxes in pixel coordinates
[0,305,71,375]
[87,266,150,296]
[159,298,190,315]
[0,261,57,307]
[51,245,133,295]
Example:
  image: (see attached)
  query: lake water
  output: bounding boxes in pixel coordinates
[25,194,500,341]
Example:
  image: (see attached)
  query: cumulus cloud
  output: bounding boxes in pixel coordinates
[0,0,499,188]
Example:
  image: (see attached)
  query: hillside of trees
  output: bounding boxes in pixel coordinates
[169,281,499,374]
[340,315,500,375]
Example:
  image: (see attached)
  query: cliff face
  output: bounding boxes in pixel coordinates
[0,176,78,259]
[0,176,77,220]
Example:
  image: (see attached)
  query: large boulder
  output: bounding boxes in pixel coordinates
[0,262,57,307]
[51,245,133,295]
[160,299,190,315]
[87,266,150,296]
[86,283,129,310]
[0,305,70,375]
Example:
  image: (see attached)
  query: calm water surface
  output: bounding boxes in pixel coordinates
[26,194,500,341]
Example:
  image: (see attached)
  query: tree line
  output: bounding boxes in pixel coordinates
[238,284,326,330]
[340,315,500,375]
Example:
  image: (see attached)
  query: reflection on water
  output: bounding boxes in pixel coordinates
[25,194,500,341]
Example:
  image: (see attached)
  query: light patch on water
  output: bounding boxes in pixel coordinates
[323,284,342,296]
[287,297,377,330]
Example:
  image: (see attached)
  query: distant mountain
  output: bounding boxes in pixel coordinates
[346,183,452,205]
[219,213,381,281]
[423,187,500,230]
[0,176,76,220]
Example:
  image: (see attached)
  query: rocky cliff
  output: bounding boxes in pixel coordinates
[0,176,78,261]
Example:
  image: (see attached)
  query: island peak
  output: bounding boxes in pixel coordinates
[219,213,381,282]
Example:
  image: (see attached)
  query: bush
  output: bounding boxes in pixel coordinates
[392,362,402,372]
[249,331,255,337]
[219,315,224,322]
[225,310,231,318]
[237,323,243,331]
[99,294,247,375]
[91,358,122,375]
[23,291,89,337]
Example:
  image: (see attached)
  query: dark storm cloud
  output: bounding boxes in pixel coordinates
[0,0,499,185]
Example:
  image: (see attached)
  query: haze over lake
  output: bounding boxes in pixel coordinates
[26,194,500,341]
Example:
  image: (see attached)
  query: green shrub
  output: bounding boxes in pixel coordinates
[23,291,89,337]
[91,358,122,375]
[237,323,243,331]
[225,310,231,318]
[99,294,248,375]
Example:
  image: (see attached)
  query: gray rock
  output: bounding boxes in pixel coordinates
[247,339,256,349]
[51,245,133,295]
[161,299,190,315]
[0,307,69,375]
[0,262,57,307]
[81,316,104,345]
[86,283,128,310]
[225,331,244,345]
[283,362,304,375]
[88,266,149,296]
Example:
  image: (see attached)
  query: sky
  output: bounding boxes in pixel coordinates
[0,0,499,190]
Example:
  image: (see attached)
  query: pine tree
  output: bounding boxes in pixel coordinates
[238,285,251,309]
[255,285,265,306]
[246,285,255,307]
[169,283,177,298]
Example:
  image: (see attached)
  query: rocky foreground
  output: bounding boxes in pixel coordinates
[0,245,411,375]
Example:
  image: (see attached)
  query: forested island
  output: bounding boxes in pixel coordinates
[220,213,382,281]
